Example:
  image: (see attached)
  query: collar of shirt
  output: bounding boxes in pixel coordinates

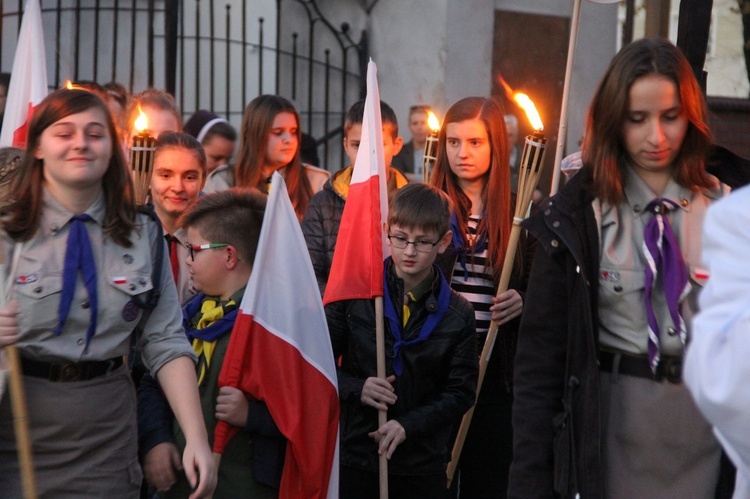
[623,164,693,218]
[41,188,106,236]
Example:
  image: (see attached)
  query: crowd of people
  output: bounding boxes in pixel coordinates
[0,36,748,499]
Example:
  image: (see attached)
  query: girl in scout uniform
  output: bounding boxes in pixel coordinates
[509,38,729,498]
[0,88,216,498]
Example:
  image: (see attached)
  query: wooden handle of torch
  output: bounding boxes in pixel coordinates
[0,247,37,498]
[446,221,523,486]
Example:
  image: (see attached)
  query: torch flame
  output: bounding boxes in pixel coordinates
[514,93,543,131]
[427,111,440,133]
[134,104,149,132]
[65,80,73,90]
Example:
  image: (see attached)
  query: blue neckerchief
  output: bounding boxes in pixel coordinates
[450,211,487,281]
[182,292,239,342]
[383,257,452,376]
[55,214,98,353]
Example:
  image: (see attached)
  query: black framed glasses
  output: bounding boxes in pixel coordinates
[386,234,440,253]
[187,243,229,261]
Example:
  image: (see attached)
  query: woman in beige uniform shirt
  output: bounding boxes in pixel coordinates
[0,88,216,498]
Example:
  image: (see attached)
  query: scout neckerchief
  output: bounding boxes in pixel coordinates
[383,258,451,376]
[450,211,487,281]
[183,292,239,385]
[642,198,690,373]
[55,214,98,353]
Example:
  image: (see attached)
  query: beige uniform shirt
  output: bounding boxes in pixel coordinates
[596,166,723,356]
[5,190,195,374]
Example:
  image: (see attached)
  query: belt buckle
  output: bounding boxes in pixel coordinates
[659,357,682,384]
[51,362,83,382]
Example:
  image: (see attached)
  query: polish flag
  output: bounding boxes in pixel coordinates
[0,0,49,148]
[214,171,339,499]
[323,59,389,305]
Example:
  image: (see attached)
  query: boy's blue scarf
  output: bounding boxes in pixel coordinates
[183,292,239,342]
[451,211,487,281]
[383,257,452,376]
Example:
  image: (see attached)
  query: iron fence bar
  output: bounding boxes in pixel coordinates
[179,0,185,111]
[307,19,315,132]
[0,0,4,69]
[258,17,264,94]
[291,32,298,100]
[74,0,81,80]
[128,0,136,91]
[93,0,100,81]
[112,0,119,83]
[165,0,178,96]
[225,3,230,119]
[148,0,155,87]
[209,0,215,110]
[275,0,280,94]
[195,0,200,110]
[242,0,246,108]
[55,0,61,85]
[324,48,330,162]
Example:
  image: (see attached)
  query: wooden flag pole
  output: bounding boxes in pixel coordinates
[374,295,389,499]
[0,244,37,499]
[447,131,547,486]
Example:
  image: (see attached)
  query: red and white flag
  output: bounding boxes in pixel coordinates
[323,59,389,305]
[0,0,48,148]
[214,171,339,498]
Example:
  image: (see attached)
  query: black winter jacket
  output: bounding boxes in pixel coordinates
[508,170,603,498]
[326,266,478,475]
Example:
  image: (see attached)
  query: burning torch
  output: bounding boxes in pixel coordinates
[130,105,156,205]
[421,111,440,183]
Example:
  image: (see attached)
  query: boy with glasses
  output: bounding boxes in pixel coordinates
[326,183,479,498]
[138,190,286,498]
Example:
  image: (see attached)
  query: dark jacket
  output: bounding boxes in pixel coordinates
[508,170,602,498]
[301,165,409,295]
[392,140,416,174]
[326,264,479,476]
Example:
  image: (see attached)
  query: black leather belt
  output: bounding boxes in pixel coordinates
[599,350,682,384]
[21,356,123,382]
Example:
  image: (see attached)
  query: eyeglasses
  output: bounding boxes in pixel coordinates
[386,234,440,253]
[187,243,229,261]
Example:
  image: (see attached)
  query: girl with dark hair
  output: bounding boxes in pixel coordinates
[0,88,216,497]
[235,95,329,219]
[430,96,530,498]
[509,38,729,498]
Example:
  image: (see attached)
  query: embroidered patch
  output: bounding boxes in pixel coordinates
[601,271,620,282]
[692,266,710,281]
[113,277,128,285]
[122,301,139,322]
[122,254,134,265]
[16,274,38,284]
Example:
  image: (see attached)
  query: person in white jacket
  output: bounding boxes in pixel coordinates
[685,183,750,498]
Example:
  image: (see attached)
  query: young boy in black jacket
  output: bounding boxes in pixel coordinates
[326,183,479,498]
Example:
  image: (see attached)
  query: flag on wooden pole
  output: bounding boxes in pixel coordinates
[323,59,389,306]
[214,172,339,498]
